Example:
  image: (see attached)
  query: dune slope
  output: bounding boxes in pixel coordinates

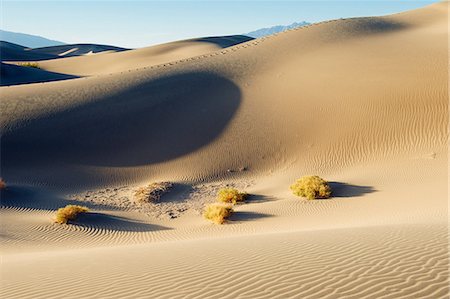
[0,62,78,86]
[1,3,446,187]
[30,35,254,76]
[0,41,57,61]
[29,43,129,56]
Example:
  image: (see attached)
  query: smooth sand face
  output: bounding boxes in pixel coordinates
[0,2,448,298]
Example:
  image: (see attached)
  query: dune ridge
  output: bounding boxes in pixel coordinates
[0,41,57,61]
[0,62,78,86]
[5,35,253,78]
[1,2,447,188]
[28,43,129,56]
[0,42,128,62]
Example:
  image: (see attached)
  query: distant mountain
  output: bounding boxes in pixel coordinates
[246,21,310,38]
[0,29,65,48]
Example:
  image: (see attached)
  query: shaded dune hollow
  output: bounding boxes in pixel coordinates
[2,71,241,168]
[0,62,78,86]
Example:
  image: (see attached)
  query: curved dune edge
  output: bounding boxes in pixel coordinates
[8,35,254,77]
[0,62,78,86]
[0,41,57,61]
[1,2,447,189]
[27,43,129,57]
[0,41,128,62]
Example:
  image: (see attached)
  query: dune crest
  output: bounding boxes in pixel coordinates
[15,35,254,77]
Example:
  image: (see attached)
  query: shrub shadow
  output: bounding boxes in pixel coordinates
[328,182,376,198]
[245,194,276,204]
[74,213,171,232]
[0,185,116,211]
[157,183,194,204]
[230,211,273,222]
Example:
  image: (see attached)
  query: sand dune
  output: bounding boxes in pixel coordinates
[2,35,253,83]
[31,35,254,76]
[0,41,57,61]
[1,3,446,187]
[28,43,129,57]
[0,62,78,86]
[0,41,128,62]
[0,2,448,298]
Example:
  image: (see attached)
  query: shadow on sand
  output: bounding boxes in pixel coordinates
[156,183,194,204]
[0,185,117,211]
[230,211,273,222]
[194,35,254,48]
[328,182,376,198]
[74,213,171,232]
[2,71,241,171]
[245,194,277,204]
[0,62,78,86]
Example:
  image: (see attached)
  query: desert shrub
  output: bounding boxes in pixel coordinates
[0,178,5,190]
[18,62,40,69]
[217,188,247,204]
[134,182,173,203]
[203,203,233,224]
[290,175,331,200]
[55,205,89,224]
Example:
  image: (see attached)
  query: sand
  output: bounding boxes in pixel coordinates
[0,62,78,86]
[0,2,448,298]
[27,43,129,57]
[2,35,253,80]
[0,41,128,62]
[0,41,57,61]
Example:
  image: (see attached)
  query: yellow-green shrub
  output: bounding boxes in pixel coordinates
[18,62,40,69]
[203,203,233,224]
[55,205,89,224]
[290,175,331,200]
[217,188,247,204]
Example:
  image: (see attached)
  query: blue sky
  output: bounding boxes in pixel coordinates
[1,1,437,48]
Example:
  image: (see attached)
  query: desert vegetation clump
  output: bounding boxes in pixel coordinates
[217,188,247,204]
[134,182,173,203]
[0,178,6,190]
[203,203,234,224]
[290,175,331,200]
[18,62,40,69]
[55,205,89,224]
